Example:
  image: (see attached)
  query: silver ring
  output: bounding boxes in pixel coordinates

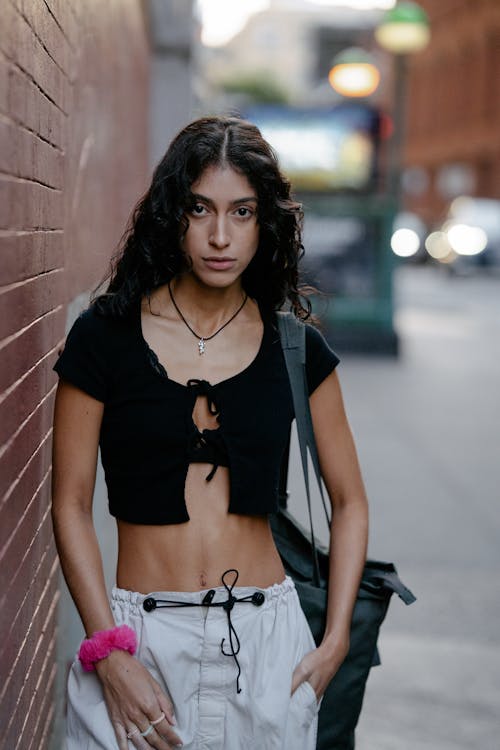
[126,727,140,739]
[140,724,154,738]
[151,711,165,726]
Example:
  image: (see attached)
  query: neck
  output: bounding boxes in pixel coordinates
[168,276,248,333]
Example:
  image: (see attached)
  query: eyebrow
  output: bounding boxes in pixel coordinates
[192,193,258,206]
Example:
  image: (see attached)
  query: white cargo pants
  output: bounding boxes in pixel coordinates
[65,576,320,749]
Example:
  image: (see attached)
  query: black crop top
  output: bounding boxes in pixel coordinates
[53,303,339,524]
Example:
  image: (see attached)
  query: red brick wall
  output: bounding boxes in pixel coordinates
[0,2,150,747]
[404,0,500,224]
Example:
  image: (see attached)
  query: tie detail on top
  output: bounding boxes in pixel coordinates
[186,379,228,480]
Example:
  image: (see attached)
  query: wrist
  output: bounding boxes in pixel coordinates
[78,624,137,672]
[320,629,350,661]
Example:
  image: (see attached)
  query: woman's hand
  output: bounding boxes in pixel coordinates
[291,635,350,701]
[95,650,183,749]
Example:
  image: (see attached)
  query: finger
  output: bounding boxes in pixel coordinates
[148,712,177,742]
[113,720,133,750]
[290,673,302,695]
[155,720,183,748]
[290,659,308,695]
[127,725,157,750]
[152,682,176,726]
[147,691,182,745]
[129,725,176,750]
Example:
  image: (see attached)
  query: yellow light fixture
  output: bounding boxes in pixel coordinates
[375,2,430,54]
[328,47,381,98]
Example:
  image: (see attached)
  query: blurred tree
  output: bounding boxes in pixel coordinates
[220,73,290,104]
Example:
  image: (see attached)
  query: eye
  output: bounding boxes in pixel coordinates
[191,203,208,216]
[234,206,254,218]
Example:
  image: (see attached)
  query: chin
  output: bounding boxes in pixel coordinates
[191,269,243,289]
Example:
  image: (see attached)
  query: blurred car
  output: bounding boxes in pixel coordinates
[425,196,500,272]
[390,211,429,263]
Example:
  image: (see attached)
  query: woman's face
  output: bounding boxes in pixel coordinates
[181,165,259,290]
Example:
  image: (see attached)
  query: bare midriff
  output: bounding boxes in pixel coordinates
[115,463,285,593]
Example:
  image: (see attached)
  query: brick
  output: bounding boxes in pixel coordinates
[0,343,56,442]
[0,55,8,111]
[15,664,57,750]
[0,504,56,657]
[0,424,53,545]
[1,2,70,114]
[43,0,79,53]
[1,599,58,750]
[0,177,62,231]
[2,609,58,748]
[0,471,52,583]
[0,548,58,708]
[1,58,65,148]
[0,547,58,679]
[0,306,65,393]
[0,365,53,453]
[0,119,64,188]
[11,0,72,76]
[0,230,64,285]
[0,269,63,341]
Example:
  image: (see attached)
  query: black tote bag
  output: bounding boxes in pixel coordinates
[273,312,416,750]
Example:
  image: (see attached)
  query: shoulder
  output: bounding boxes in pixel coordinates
[305,320,330,350]
[66,303,132,346]
[270,311,340,395]
[304,321,340,396]
[54,304,134,402]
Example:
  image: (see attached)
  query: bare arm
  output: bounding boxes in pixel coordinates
[51,380,181,749]
[291,370,369,697]
[51,380,113,634]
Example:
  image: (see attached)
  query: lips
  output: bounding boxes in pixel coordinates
[202,257,236,271]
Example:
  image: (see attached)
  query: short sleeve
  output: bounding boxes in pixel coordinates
[305,324,340,395]
[53,307,111,402]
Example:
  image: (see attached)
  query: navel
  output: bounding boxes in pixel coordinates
[199,571,208,588]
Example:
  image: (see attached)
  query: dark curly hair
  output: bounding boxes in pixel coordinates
[94,115,311,319]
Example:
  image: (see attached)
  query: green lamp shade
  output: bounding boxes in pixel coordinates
[375,1,430,54]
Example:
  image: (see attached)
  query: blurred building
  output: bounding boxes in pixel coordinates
[148,0,198,166]
[199,0,390,108]
[403,0,500,227]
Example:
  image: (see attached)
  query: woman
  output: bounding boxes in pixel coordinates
[52,116,369,750]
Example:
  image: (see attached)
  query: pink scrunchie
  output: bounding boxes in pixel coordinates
[78,624,137,672]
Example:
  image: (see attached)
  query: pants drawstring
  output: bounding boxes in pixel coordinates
[142,569,265,693]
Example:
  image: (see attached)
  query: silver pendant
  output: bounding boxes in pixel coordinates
[198,338,205,355]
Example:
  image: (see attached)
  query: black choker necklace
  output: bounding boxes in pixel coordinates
[168,284,248,355]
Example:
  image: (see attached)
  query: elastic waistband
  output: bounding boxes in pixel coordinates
[111,574,296,613]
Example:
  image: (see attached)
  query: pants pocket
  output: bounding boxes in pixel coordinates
[290,681,318,726]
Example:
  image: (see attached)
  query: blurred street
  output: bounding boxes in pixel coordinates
[287,263,500,749]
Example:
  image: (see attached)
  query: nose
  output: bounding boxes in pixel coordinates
[209,215,230,249]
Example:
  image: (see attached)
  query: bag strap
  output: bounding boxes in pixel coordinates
[276,311,331,585]
[276,311,331,523]
[276,312,417,607]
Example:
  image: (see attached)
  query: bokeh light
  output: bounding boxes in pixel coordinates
[391,228,420,257]
[328,63,380,97]
[425,231,453,261]
[446,224,488,256]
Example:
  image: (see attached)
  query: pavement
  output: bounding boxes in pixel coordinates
[287,264,500,749]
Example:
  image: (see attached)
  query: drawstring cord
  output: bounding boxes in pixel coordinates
[142,569,265,693]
